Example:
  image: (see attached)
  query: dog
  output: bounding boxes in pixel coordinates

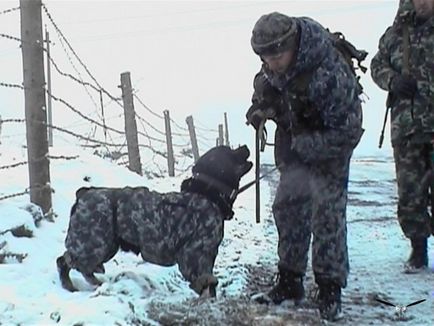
[56,145,252,297]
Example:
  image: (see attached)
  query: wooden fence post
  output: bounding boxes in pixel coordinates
[164,110,175,176]
[185,115,199,162]
[44,28,53,147]
[224,112,230,147]
[20,0,52,214]
[120,72,142,176]
[218,124,224,146]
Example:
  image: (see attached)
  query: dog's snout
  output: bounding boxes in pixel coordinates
[232,145,250,163]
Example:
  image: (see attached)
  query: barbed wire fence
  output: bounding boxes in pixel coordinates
[0,2,230,204]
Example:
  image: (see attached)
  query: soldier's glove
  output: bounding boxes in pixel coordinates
[390,75,417,99]
[246,101,273,130]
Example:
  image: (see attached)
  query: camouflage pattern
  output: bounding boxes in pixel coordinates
[370,0,434,239]
[250,17,363,287]
[252,17,364,165]
[272,153,351,288]
[393,142,432,238]
[65,187,223,294]
[370,0,434,145]
[60,145,253,295]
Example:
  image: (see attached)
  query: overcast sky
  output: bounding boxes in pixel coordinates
[0,1,398,161]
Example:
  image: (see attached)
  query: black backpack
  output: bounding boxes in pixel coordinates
[328,30,368,95]
[290,30,368,97]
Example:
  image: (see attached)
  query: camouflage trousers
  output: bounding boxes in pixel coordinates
[272,154,352,288]
[393,141,432,239]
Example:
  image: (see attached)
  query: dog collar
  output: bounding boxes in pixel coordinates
[181,176,235,220]
[192,173,238,201]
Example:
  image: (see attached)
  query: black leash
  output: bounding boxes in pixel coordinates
[237,165,280,196]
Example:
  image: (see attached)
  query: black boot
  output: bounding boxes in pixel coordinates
[317,281,342,321]
[266,268,304,304]
[405,237,428,273]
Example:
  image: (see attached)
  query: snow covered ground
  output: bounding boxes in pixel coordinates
[0,144,433,325]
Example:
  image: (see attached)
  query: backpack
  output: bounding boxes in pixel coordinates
[328,30,368,95]
[280,30,367,133]
[289,30,368,97]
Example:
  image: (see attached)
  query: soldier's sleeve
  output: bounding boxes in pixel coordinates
[370,26,397,91]
[251,71,267,103]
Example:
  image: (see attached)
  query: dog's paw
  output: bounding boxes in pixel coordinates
[60,278,78,292]
[84,273,102,286]
[190,274,218,296]
[199,285,216,299]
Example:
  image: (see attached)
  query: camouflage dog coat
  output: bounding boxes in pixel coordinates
[57,145,252,296]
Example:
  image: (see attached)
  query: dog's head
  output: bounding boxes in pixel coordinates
[181,145,253,219]
[192,145,253,192]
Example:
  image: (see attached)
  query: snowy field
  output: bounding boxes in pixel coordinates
[0,145,433,326]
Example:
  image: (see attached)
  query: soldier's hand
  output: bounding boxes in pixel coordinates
[390,75,417,99]
[246,101,277,130]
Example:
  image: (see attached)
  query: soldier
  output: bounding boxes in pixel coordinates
[371,0,434,273]
[246,12,364,321]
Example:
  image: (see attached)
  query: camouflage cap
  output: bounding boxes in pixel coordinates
[251,12,298,56]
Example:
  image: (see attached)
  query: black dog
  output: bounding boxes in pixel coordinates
[57,145,252,296]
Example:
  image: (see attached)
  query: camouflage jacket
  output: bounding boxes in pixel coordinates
[252,17,363,164]
[370,0,434,145]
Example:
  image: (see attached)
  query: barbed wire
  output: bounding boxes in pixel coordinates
[42,5,177,147]
[0,81,24,89]
[41,7,213,149]
[48,123,166,157]
[0,114,187,152]
[47,90,124,135]
[133,94,191,138]
[45,44,124,112]
[195,119,219,133]
[0,118,25,123]
[42,3,122,107]
[0,161,27,170]
[0,155,78,171]
[46,53,101,96]
[0,33,21,42]
[0,190,28,202]
[132,94,164,120]
[132,93,197,136]
[48,155,79,160]
[134,114,165,136]
[0,183,52,202]
[0,6,20,15]
[1,9,218,162]
[45,28,102,119]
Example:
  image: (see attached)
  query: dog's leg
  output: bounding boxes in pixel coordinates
[95,264,105,274]
[200,284,217,299]
[83,272,102,286]
[56,254,78,292]
[190,274,218,298]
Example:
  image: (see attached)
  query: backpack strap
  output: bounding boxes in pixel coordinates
[401,21,410,74]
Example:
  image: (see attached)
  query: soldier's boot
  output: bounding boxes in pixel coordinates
[317,281,342,321]
[404,237,428,273]
[266,268,304,304]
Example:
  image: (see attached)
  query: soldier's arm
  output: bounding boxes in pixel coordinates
[290,62,362,162]
[370,27,397,91]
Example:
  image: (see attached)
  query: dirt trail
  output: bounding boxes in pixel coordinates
[148,160,434,326]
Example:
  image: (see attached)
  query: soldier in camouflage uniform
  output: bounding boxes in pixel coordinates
[370,0,434,273]
[245,12,364,321]
[56,145,252,297]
